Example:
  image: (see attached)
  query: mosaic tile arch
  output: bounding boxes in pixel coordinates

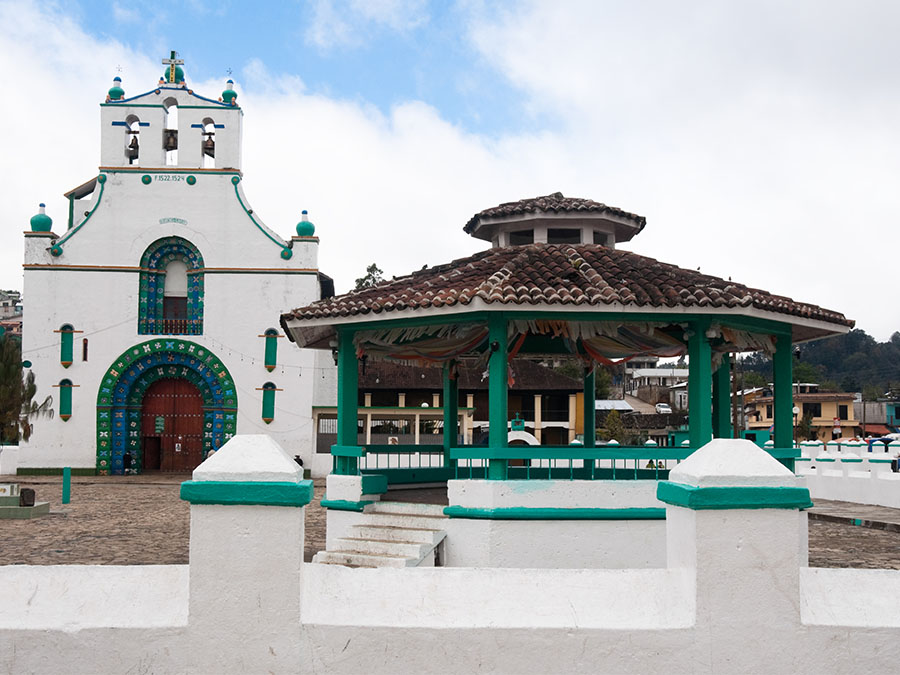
[138,236,205,336]
[96,339,237,475]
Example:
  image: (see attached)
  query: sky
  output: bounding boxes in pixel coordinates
[1,0,898,341]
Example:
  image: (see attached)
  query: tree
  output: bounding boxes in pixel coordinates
[0,335,53,443]
[354,263,384,290]
[793,360,823,384]
[742,371,767,389]
[553,362,612,399]
[796,411,814,443]
[603,409,625,443]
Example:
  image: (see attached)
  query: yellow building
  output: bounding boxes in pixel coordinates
[747,385,858,442]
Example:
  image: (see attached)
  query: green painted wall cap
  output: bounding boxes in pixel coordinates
[296,219,315,236]
[180,479,313,507]
[656,481,813,510]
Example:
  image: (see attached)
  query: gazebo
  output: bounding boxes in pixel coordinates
[281,193,852,566]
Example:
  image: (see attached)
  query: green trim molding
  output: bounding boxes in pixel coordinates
[17,467,96,476]
[321,499,373,512]
[55,174,106,247]
[230,175,291,257]
[656,481,812,510]
[443,506,666,520]
[180,480,313,507]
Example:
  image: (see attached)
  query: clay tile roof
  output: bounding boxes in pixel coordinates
[281,243,853,336]
[463,192,646,234]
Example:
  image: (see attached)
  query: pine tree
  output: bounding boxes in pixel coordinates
[603,409,626,443]
[0,335,52,443]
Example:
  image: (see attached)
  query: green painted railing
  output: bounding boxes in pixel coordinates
[331,444,800,482]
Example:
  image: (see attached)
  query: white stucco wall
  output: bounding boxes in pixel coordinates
[444,518,667,568]
[5,438,900,674]
[799,462,900,508]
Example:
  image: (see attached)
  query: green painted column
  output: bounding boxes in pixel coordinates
[773,332,794,451]
[583,366,596,447]
[62,467,71,504]
[335,328,359,475]
[688,319,713,448]
[487,315,508,480]
[712,354,732,438]
[442,360,459,469]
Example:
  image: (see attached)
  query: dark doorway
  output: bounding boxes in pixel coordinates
[143,437,161,471]
[140,378,204,472]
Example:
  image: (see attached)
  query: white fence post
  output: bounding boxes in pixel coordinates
[180,435,312,674]
[658,438,811,672]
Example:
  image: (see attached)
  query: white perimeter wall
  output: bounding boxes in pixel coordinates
[799,462,900,508]
[5,438,900,674]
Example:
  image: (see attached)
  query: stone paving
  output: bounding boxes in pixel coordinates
[1,475,899,569]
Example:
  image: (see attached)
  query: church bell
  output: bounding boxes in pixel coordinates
[202,132,215,158]
[126,133,140,162]
[163,129,179,152]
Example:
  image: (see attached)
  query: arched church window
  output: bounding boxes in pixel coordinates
[163,98,179,166]
[138,237,204,335]
[57,324,76,368]
[163,258,189,333]
[58,379,74,421]
[125,115,141,165]
[262,328,280,372]
[202,117,216,169]
[259,382,280,424]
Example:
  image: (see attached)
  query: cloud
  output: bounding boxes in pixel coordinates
[306,0,429,50]
[464,0,900,341]
[1,0,896,343]
[111,1,140,24]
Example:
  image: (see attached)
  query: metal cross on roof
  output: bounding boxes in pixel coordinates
[162,50,184,83]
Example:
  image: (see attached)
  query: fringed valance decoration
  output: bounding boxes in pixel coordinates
[352,319,778,369]
[354,324,489,365]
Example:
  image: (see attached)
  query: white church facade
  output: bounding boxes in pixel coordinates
[20,55,332,475]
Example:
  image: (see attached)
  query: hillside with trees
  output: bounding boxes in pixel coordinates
[740,329,900,396]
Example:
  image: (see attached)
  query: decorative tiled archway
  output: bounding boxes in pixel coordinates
[96,339,237,475]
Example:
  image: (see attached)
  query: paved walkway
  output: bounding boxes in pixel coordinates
[1,476,899,569]
[808,499,900,532]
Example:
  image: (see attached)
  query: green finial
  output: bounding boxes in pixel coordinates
[221,78,237,105]
[30,203,53,232]
[296,210,315,236]
[107,76,125,101]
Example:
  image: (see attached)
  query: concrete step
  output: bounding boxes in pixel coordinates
[359,511,448,530]
[352,524,445,545]
[365,501,447,517]
[313,550,413,568]
[334,537,429,559]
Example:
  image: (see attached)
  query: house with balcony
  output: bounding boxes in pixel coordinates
[746,383,859,442]
[310,360,584,477]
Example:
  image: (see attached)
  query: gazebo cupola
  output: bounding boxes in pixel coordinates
[464,192,646,249]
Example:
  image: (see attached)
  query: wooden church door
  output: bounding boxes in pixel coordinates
[141,379,204,472]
